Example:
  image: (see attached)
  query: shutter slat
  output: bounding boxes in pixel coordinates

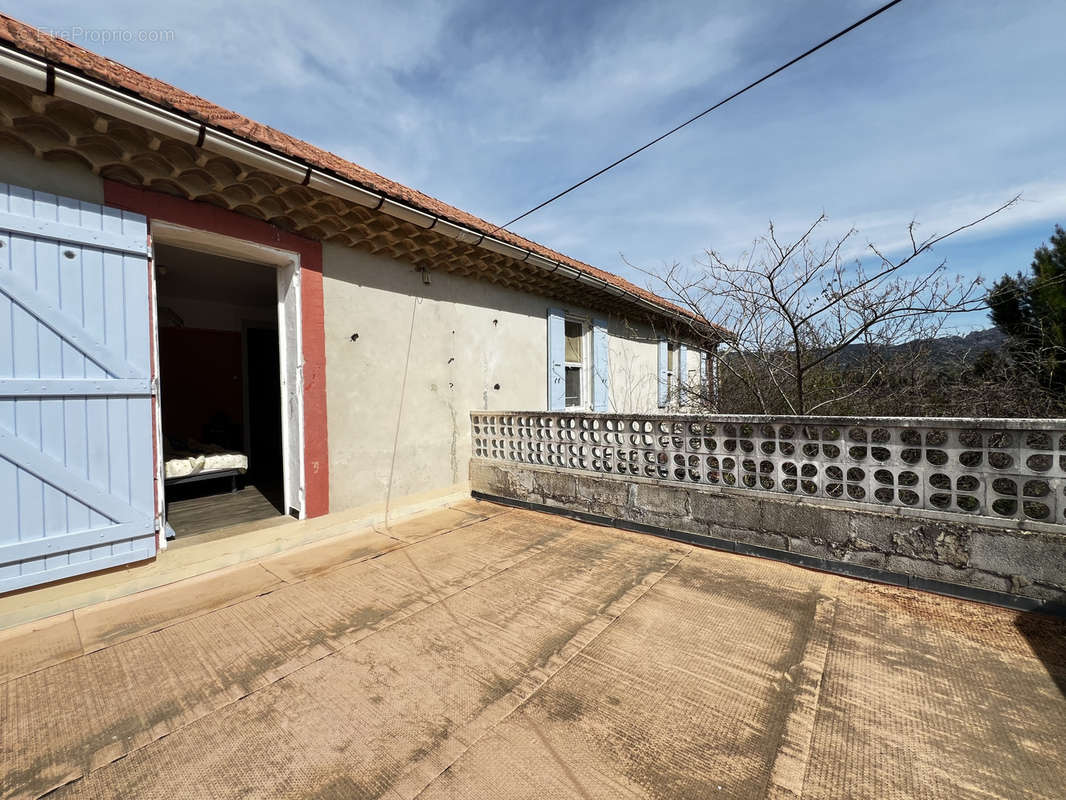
[699,351,708,404]
[678,343,687,407]
[547,308,565,411]
[657,337,668,408]
[592,318,609,412]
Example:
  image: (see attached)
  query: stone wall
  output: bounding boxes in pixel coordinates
[470,459,1066,612]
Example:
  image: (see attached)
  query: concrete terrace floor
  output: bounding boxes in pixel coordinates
[1,500,1065,800]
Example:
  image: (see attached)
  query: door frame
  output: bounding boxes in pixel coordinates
[149,221,306,533]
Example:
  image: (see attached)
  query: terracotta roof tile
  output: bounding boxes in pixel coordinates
[0,13,709,325]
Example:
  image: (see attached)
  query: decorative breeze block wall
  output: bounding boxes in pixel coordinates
[472,413,1066,528]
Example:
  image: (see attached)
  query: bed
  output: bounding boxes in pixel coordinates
[164,439,248,494]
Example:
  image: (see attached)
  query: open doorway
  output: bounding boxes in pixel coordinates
[154,243,288,539]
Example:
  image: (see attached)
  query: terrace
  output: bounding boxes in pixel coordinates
[1,495,1064,799]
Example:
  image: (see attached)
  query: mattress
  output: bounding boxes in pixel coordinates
[164,441,248,480]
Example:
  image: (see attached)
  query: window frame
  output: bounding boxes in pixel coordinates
[563,316,590,409]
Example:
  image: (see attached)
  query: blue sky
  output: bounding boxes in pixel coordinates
[10,0,1066,331]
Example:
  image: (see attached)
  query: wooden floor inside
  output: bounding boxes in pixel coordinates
[166,483,286,540]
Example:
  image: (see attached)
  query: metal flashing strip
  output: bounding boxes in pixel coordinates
[471,490,1066,618]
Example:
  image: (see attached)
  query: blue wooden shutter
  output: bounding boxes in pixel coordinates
[711,348,719,410]
[547,308,565,411]
[699,351,708,401]
[591,317,609,412]
[657,336,668,408]
[678,343,687,406]
[0,183,156,593]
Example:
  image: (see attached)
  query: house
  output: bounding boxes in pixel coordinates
[0,16,721,594]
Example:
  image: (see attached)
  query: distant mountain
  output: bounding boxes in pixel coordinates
[832,328,1006,365]
[917,328,1006,359]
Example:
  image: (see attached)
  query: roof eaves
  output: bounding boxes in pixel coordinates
[0,14,726,335]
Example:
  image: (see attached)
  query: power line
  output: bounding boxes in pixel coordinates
[490,0,905,235]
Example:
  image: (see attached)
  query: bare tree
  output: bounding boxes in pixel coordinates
[938,333,1066,418]
[636,198,1022,416]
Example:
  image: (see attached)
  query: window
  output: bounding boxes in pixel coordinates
[564,319,584,408]
[658,338,689,409]
[548,310,606,412]
[666,341,679,404]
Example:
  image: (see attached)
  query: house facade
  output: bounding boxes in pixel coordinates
[0,17,719,593]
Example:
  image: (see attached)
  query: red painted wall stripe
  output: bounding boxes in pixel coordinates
[104,181,330,518]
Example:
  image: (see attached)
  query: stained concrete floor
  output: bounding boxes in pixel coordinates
[1,500,1064,800]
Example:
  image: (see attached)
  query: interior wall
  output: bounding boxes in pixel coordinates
[157,296,275,333]
[158,328,243,447]
[155,246,277,452]
[321,242,667,513]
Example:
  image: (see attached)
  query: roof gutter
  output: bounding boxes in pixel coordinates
[0,44,694,325]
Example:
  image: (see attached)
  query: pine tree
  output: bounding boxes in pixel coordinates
[988,225,1066,392]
